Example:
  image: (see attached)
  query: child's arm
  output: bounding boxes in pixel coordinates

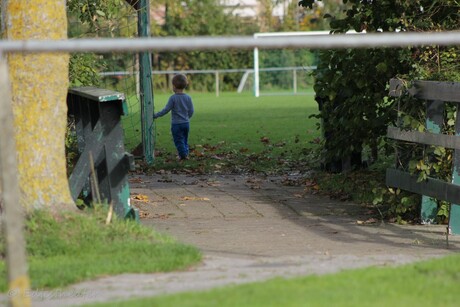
[154,97,174,119]
[188,98,194,118]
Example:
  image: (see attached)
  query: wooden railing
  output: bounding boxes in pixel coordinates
[386,79,460,235]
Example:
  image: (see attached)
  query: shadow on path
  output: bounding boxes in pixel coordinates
[137,173,459,258]
[21,173,460,307]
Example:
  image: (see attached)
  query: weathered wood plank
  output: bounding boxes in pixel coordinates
[68,87,128,115]
[387,127,460,149]
[68,87,137,220]
[386,168,460,205]
[389,78,460,102]
[68,86,125,102]
[68,121,104,201]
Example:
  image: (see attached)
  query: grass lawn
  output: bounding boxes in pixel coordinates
[0,208,201,291]
[89,253,460,307]
[154,91,318,151]
[127,91,320,173]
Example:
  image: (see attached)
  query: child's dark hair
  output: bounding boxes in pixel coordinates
[172,74,188,90]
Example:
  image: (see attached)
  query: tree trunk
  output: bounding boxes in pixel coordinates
[2,0,75,212]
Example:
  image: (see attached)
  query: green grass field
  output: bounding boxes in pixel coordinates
[90,253,460,307]
[157,92,317,149]
[0,208,201,291]
[123,91,320,172]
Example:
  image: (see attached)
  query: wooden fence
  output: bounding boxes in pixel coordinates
[386,78,460,235]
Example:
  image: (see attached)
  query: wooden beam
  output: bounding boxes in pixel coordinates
[386,168,460,205]
[68,121,104,201]
[389,78,460,102]
[387,126,460,149]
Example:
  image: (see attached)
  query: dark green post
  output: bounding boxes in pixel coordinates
[449,108,460,234]
[420,100,444,224]
[138,0,155,164]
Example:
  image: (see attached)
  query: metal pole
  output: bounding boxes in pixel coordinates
[254,47,259,97]
[0,54,31,307]
[1,31,460,53]
[137,0,155,164]
[293,68,297,94]
[215,71,219,97]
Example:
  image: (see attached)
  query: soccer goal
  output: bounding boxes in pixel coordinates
[253,31,329,97]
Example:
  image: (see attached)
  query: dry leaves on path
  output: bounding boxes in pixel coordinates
[132,194,149,202]
[180,196,210,201]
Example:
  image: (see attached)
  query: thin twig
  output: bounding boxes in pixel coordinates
[106,202,114,225]
[89,152,102,204]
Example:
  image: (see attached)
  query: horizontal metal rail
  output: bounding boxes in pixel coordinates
[99,66,317,76]
[0,31,460,53]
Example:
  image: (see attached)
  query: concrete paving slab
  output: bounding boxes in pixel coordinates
[5,173,458,307]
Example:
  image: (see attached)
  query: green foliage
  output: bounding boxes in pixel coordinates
[313,47,412,164]
[67,0,136,87]
[371,186,420,223]
[69,53,105,87]
[67,0,128,31]
[300,0,460,221]
[153,0,256,91]
[0,208,201,291]
[65,120,79,176]
[259,49,316,90]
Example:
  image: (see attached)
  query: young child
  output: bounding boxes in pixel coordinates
[154,74,194,160]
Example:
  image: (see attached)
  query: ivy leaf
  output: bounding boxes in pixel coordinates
[96,10,106,17]
[376,62,387,73]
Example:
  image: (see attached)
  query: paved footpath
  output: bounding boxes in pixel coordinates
[11,173,460,306]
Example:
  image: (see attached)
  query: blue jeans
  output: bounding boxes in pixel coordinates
[171,123,190,159]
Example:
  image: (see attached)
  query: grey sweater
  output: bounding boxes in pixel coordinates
[154,93,194,124]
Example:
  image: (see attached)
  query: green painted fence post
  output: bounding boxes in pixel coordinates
[421,100,444,224]
[138,0,155,164]
[449,107,460,234]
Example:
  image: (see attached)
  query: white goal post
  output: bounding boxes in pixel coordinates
[254,31,327,97]
[253,31,364,97]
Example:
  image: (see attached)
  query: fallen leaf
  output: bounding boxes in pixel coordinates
[365,218,378,224]
[260,136,270,144]
[192,149,204,157]
[129,177,143,183]
[132,194,149,202]
[180,196,210,201]
[305,179,317,187]
[274,142,286,147]
[139,211,151,218]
